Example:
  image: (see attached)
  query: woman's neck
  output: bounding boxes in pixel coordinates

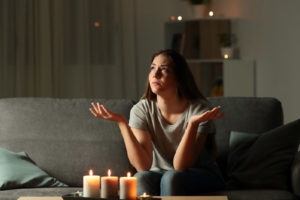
[157,95,187,115]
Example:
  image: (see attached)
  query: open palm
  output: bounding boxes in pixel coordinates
[189,106,224,125]
[90,102,124,122]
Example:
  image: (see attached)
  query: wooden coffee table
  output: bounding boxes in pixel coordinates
[18,196,228,200]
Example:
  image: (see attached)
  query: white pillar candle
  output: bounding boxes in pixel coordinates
[101,169,118,198]
[119,172,137,200]
[83,169,100,197]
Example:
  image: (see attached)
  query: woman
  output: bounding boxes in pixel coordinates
[90,49,225,195]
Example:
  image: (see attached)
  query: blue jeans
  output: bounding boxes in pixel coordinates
[134,169,225,196]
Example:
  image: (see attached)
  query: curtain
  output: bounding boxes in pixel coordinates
[0,0,137,98]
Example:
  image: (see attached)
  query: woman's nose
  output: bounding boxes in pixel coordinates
[154,69,161,78]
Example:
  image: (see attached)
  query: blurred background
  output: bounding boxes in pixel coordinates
[1,0,300,123]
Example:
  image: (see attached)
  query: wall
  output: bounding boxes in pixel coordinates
[134,0,192,98]
[134,0,300,123]
[211,0,300,123]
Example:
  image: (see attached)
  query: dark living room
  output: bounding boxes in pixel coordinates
[0,0,299,200]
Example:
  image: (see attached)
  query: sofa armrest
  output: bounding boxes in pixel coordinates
[292,150,300,197]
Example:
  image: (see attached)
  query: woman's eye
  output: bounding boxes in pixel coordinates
[150,66,155,71]
[161,68,168,72]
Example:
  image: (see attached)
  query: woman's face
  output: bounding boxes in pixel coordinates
[148,54,179,97]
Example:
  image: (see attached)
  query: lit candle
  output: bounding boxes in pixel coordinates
[101,169,118,199]
[119,172,137,200]
[139,192,152,200]
[209,10,214,17]
[83,169,100,197]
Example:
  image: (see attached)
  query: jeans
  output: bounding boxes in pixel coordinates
[134,169,225,196]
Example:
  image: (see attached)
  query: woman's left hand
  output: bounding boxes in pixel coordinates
[189,106,224,126]
[90,102,125,123]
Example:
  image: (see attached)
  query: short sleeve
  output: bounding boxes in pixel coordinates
[128,101,149,131]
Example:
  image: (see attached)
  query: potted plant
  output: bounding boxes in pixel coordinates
[219,33,236,59]
[183,0,211,18]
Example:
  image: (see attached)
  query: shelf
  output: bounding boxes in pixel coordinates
[166,17,237,24]
[164,18,256,97]
[187,59,253,64]
[165,19,231,59]
[187,59,237,63]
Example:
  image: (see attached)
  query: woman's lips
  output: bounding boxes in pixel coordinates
[152,81,160,85]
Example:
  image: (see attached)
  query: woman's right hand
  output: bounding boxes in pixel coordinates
[89,102,126,123]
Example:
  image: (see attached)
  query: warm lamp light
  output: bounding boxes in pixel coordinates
[170,16,176,21]
[224,54,229,59]
[177,16,183,21]
[94,21,100,27]
[209,11,214,17]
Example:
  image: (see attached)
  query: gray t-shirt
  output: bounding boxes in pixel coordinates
[128,98,220,174]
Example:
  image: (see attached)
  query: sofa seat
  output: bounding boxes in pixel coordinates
[0,187,81,200]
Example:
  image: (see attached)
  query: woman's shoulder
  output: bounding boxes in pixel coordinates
[132,99,155,112]
[134,98,152,107]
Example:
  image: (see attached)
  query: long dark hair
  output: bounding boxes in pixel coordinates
[141,49,207,101]
[141,49,217,157]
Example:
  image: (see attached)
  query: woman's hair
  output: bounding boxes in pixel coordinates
[141,49,207,101]
[141,49,217,157]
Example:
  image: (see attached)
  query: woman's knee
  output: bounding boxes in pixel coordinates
[134,171,162,196]
[134,171,153,179]
[160,170,185,196]
[134,171,156,186]
[161,170,184,185]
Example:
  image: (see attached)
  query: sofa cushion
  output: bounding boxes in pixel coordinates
[291,151,300,197]
[0,187,82,200]
[227,119,300,190]
[0,98,136,187]
[0,147,67,190]
[208,97,283,179]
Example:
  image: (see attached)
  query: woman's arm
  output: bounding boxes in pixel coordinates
[90,102,153,172]
[173,106,224,170]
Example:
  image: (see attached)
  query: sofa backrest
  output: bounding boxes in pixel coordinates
[0,98,135,187]
[0,97,284,185]
[207,97,283,179]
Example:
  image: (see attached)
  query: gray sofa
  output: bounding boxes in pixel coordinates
[0,97,299,200]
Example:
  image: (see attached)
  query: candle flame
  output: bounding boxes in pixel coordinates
[143,193,147,197]
[89,169,93,176]
[108,169,111,176]
[127,172,131,177]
